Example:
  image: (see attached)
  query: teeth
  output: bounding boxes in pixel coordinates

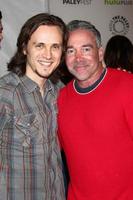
[39,61,52,66]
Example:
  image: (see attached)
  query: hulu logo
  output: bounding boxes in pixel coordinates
[105,0,133,5]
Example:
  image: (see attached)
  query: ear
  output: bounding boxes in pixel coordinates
[23,48,27,55]
[98,47,104,62]
[23,43,27,55]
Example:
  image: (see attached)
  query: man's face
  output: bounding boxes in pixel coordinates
[24,25,63,83]
[66,29,104,87]
[0,20,3,47]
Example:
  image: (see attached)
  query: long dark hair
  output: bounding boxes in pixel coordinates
[7,13,68,76]
[104,35,133,73]
[0,11,2,19]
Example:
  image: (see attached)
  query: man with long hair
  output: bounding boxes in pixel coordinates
[0,13,68,200]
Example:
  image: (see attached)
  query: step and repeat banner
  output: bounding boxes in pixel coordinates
[0,0,133,76]
[49,0,133,47]
[0,0,48,76]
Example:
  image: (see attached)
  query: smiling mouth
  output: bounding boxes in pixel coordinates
[38,60,53,67]
[76,65,87,70]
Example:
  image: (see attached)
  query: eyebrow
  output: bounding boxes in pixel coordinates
[67,45,73,49]
[82,44,93,48]
[67,44,93,49]
[33,42,62,45]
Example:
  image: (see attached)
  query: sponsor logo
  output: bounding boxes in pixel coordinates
[105,0,133,5]
[62,0,92,5]
[109,15,129,35]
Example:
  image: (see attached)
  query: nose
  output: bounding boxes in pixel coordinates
[43,48,52,59]
[75,49,83,61]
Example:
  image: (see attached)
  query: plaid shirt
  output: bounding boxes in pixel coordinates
[0,72,65,200]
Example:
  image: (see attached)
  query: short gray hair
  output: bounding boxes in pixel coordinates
[67,20,102,48]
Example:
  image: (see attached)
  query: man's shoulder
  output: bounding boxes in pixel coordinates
[107,68,133,93]
[0,72,20,94]
[48,79,64,97]
[0,72,20,83]
[58,80,73,100]
[60,80,73,92]
[54,79,64,91]
[108,67,133,77]
[108,67,133,82]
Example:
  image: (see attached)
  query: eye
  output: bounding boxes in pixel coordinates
[52,44,62,50]
[66,48,75,55]
[82,46,91,54]
[35,43,44,49]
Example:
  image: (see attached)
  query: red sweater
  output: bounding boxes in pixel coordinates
[58,68,133,200]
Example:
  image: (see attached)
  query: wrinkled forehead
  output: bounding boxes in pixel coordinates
[67,29,96,47]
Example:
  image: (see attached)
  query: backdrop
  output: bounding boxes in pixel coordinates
[0,0,133,76]
[49,0,133,46]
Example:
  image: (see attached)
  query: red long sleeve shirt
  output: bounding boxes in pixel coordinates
[58,68,133,200]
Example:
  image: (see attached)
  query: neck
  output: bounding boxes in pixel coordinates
[37,79,47,97]
[26,73,46,97]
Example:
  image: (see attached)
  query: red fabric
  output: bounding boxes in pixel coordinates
[58,68,133,200]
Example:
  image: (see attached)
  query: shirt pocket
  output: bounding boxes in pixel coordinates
[0,112,13,135]
[0,108,14,147]
[14,112,43,147]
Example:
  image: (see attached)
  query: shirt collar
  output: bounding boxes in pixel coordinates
[19,75,55,95]
[19,75,38,93]
[74,68,107,94]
